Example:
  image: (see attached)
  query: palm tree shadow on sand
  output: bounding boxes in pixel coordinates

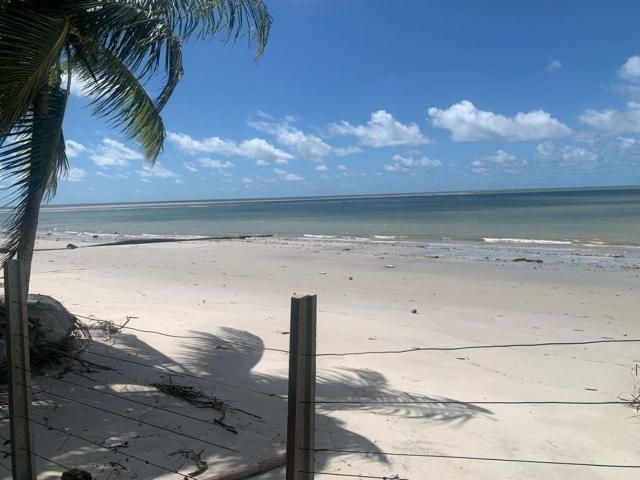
[0,327,492,480]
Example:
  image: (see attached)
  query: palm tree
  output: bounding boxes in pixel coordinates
[0,0,271,291]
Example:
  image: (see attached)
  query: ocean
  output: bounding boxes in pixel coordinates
[14,186,640,248]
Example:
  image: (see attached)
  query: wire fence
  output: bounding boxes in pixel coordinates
[2,284,639,479]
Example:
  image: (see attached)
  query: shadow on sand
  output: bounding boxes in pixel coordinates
[0,327,492,479]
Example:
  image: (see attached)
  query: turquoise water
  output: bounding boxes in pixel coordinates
[17,187,640,246]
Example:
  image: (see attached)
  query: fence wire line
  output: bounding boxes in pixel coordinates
[307,399,632,406]
[309,448,640,469]
[311,337,640,357]
[10,300,289,355]
[302,471,407,479]
[10,300,639,359]
[21,382,260,460]
[17,366,251,432]
[24,416,201,479]
[12,332,285,400]
[26,447,70,471]
[0,444,70,473]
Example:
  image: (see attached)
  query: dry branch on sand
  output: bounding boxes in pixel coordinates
[152,380,242,435]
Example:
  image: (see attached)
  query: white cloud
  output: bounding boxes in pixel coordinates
[337,164,347,171]
[65,167,87,182]
[545,60,562,73]
[183,162,199,172]
[238,138,293,163]
[315,164,329,171]
[329,110,430,147]
[65,140,86,158]
[175,178,184,184]
[536,141,600,167]
[197,157,235,169]
[384,153,442,172]
[242,177,253,183]
[250,119,333,159]
[255,159,269,166]
[250,117,364,160]
[619,55,640,82]
[91,138,143,167]
[471,149,527,173]
[334,146,363,156]
[97,171,129,180]
[612,137,640,163]
[579,102,640,133]
[582,56,640,119]
[138,162,180,179]
[428,100,571,142]
[168,131,292,163]
[167,132,238,155]
[614,136,640,153]
[273,168,303,181]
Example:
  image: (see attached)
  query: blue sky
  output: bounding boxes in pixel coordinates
[58,0,640,203]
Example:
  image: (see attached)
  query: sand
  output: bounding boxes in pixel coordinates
[1,237,639,480]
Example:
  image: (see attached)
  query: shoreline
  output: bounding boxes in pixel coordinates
[35,231,640,273]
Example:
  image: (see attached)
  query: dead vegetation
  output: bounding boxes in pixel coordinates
[169,448,208,477]
[151,380,241,435]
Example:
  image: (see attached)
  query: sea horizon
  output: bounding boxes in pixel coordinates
[9,185,638,249]
[38,183,640,210]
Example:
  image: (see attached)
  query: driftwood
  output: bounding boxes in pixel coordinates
[1,234,275,253]
[201,452,286,480]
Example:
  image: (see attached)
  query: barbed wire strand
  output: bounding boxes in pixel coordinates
[10,300,289,355]
[24,416,200,480]
[311,338,640,357]
[26,447,70,471]
[12,332,284,400]
[302,471,407,479]
[309,448,640,469]
[307,400,632,406]
[17,366,255,431]
[21,382,260,460]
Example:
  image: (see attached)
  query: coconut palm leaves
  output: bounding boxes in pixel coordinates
[0,0,271,288]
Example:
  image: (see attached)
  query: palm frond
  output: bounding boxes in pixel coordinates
[0,85,67,257]
[155,35,184,111]
[116,0,272,55]
[0,5,69,132]
[73,44,165,162]
[72,1,174,79]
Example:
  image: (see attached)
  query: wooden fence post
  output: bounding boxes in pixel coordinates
[4,259,36,480]
[286,294,317,480]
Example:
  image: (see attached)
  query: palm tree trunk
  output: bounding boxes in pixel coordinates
[16,87,50,293]
[16,185,45,293]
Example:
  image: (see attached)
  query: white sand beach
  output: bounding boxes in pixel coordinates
[2,237,639,480]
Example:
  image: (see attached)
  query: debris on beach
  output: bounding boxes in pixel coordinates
[511,257,543,264]
[385,264,395,269]
[151,380,264,435]
[61,469,93,480]
[108,441,129,450]
[169,448,208,477]
[0,295,92,383]
[66,243,78,249]
[411,309,418,314]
